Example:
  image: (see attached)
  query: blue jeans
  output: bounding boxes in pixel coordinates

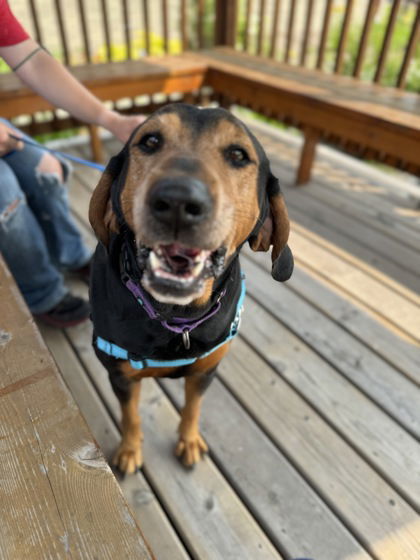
[0,119,92,313]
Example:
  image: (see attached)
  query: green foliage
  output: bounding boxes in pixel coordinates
[0,58,10,73]
[233,1,419,92]
[236,1,419,134]
[33,129,82,144]
[94,32,182,61]
[327,3,419,91]
[190,0,216,49]
[236,0,249,49]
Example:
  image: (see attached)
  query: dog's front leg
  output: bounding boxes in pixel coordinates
[176,344,230,467]
[112,376,143,474]
[175,370,215,467]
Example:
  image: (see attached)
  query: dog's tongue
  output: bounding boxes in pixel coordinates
[160,244,202,273]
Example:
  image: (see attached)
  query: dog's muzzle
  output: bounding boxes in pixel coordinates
[139,177,222,303]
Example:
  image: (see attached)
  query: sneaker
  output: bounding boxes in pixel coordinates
[34,292,90,328]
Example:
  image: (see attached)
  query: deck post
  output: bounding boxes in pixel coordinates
[296,128,320,185]
[214,0,238,46]
[88,124,103,163]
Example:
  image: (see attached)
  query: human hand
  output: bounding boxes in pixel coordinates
[0,123,24,156]
[99,111,147,144]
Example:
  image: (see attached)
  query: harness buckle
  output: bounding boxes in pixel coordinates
[182,329,191,350]
[216,288,227,304]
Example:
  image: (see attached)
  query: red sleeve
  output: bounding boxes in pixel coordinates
[0,0,29,47]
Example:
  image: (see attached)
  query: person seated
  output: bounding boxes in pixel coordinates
[0,0,145,327]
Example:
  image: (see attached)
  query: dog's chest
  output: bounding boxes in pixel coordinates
[90,243,243,365]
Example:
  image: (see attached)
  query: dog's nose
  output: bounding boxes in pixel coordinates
[149,177,212,227]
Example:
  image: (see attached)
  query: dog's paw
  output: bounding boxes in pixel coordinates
[112,443,143,475]
[175,433,208,467]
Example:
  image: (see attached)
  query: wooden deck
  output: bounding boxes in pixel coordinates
[0,256,152,559]
[38,121,420,560]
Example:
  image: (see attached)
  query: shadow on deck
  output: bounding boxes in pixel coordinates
[39,121,420,560]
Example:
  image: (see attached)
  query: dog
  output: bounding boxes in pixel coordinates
[88,103,293,474]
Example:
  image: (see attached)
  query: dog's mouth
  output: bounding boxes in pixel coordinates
[139,243,226,304]
[150,243,212,283]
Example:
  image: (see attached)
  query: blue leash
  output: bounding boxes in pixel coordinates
[7,133,106,172]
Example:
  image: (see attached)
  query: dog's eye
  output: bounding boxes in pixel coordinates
[224,145,250,167]
[138,133,162,154]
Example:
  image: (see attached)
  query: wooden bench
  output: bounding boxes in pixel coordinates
[0,0,418,183]
[0,55,207,162]
[3,44,418,186]
[0,255,154,558]
[193,46,420,184]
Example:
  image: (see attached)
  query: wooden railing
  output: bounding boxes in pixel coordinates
[14,1,420,88]
[5,0,419,148]
[234,0,419,90]
[6,1,220,138]
[21,0,216,65]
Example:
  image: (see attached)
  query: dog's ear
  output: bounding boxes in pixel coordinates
[249,172,294,282]
[89,151,125,247]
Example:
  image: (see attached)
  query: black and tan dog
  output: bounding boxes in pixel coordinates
[89,103,293,474]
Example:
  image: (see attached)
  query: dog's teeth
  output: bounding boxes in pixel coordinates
[179,276,193,285]
[148,246,215,289]
[192,260,204,277]
[149,251,161,271]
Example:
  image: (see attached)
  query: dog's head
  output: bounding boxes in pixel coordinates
[89,104,293,305]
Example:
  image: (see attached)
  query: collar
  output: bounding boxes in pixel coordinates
[123,274,226,350]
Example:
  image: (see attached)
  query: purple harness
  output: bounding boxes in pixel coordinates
[125,278,226,349]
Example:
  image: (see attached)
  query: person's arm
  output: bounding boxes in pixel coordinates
[0,38,145,143]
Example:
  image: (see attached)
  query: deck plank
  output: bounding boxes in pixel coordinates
[285,204,420,296]
[267,148,420,251]
[291,178,420,252]
[250,122,420,298]
[284,265,420,385]
[38,325,190,560]
[243,252,420,433]
[218,336,420,560]
[0,258,152,560]
[289,226,420,340]
[252,123,420,233]
[237,285,420,510]
[285,191,420,282]
[160,377,372,560]
[69,172,94,225]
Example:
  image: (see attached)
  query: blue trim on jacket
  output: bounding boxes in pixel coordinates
[95,276,246,370]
